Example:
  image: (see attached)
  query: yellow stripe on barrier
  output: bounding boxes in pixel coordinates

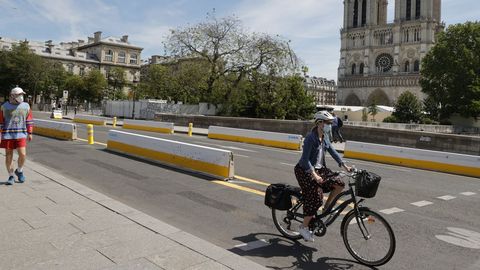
[107,141,231,178]
[123,124,173,134]
[344,150,480,178]
[73,118,105,125]
[208,133,300,150]
[34,127,73,140]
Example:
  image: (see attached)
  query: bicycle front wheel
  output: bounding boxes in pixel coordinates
[272,194,303,240]
[341,207,396,266]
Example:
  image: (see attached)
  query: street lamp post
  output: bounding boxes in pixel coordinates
[132,79,139,119]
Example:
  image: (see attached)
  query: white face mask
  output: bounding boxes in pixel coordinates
[15,95,24,103]
[323,123,332,134]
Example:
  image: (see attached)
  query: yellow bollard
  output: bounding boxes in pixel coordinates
[87,124,94,144]
[188,123,193,137]
[112,117,117,128]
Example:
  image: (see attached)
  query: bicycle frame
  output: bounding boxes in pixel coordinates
[289,180,365,228]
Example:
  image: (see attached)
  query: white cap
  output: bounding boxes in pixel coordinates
[11,86,26,95]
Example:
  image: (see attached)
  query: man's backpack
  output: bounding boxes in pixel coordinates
[337,117,343,128]
[264,183,301,210]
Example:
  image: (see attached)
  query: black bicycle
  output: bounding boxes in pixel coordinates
[271,168,396,267]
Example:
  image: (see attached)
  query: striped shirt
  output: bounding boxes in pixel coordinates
[0,102,33,140]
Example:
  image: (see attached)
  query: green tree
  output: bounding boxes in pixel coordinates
[38,62,69,102]
[83,69,107,102]
[65,75,85,103]
[420,21,480,119]
[138,64,173,100]
[392,91,423,123]
[0,41,46,101]
[107,67,127,100]
[368,101,379,122]
[361,108,368,122]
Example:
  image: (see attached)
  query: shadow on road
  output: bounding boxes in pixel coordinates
[229,233,377,270]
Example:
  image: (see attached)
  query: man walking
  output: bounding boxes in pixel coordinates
[0,86,33,185]
[332,112,344,143]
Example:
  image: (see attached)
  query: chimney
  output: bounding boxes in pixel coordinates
[88,37,94,43]
[45,40,54,53]
[94,31,102,42]
[121,35,129,42]
[78,39,85,45]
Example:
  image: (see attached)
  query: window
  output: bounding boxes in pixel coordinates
[118,51,126,63]
[351,63,356,75]
[406,0,412,21]
[130,53,138,64]
[67,64,74,73]
[415,0,421,19]
[404,61,410,72]
[79,66,85,76]
[361,0,367,26]
[104,50,113,62]
[413,60,420,72]
[359,63,364,74]
[353,0,359,27]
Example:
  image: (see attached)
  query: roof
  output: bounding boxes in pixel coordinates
[0,37,100,64]
[78,36,143,50]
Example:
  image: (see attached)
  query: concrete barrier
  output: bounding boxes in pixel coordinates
[123,119,174,134]
[34,119,77,140]
[208,126,303,150]
[73,114,108,125]
[344,141,480,178]
[155,114,480,156]
[107,130,234,179]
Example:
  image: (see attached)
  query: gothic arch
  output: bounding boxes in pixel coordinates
[367,88,390,106]
[345,93,362,106]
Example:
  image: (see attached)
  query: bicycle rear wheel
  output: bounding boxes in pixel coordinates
[341,207,395,266]
[272,194,303,240]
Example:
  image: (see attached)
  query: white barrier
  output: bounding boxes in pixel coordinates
[107,130,234,179]
[51,110,63,119]
[34,119,77,140]
[208,126,303,150]
[123,119,174,134]
[73,114,109,125]
[344,141,480,178]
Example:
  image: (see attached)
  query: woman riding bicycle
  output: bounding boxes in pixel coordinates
[295,110,351,242]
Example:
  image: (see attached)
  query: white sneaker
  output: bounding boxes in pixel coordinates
[299,226,314,242]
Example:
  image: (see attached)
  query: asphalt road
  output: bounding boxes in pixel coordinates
[27,113,480,269]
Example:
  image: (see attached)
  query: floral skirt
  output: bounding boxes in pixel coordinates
[294,164,345,216]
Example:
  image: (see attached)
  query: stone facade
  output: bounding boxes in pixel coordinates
[0,31,143,87]
[303,76,337,105]
[338,0,443,106]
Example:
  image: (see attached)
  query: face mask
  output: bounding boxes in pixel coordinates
[323,124,332,134]
[15,95,24,103]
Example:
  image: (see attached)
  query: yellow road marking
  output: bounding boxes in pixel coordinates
[234,175,270,186]
[212,180,265,196]
[77,138,107,146]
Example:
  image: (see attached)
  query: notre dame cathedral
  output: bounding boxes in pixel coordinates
[337,0,443,106]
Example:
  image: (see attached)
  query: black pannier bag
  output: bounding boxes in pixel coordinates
[264,184,301,210]
[355,170,381,198]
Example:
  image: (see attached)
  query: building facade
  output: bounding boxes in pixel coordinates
[0,31,143,89]
[304,76,337,105]
[337,0,443,106]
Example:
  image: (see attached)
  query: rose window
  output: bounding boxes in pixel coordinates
[375,53,393,72]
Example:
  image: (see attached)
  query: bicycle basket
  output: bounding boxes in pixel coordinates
[264,183,299,210]
[355,170,381,198]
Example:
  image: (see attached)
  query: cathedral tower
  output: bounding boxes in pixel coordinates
[337,0,443,106]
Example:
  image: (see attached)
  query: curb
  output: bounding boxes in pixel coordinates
[24,158,267,270]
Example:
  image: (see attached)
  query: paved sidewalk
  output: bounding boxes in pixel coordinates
[0,154,266,270]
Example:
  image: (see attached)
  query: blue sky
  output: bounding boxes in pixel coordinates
[1,0,478,81]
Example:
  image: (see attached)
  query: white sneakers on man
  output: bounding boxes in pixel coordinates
[299,225,314,242]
